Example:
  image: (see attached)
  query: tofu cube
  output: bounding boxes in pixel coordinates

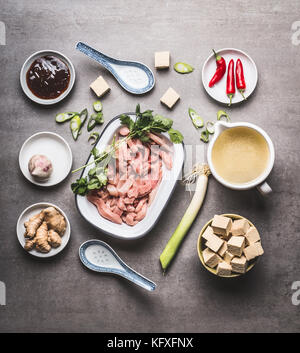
[231,256,248,274]
[227,236,245,257]
[224,251,234,264]
[90,76,110,97]
[245,226,261,245]
[202,248,221,268]
[231,218,250,236]
[211,215,232,237]
[216,261,232,276]
[206,233,224,253]
[155,51,170,69]
[243,242,264,261]
[202,226,214,241]
[218,241,228,257]
[160,87,180,109]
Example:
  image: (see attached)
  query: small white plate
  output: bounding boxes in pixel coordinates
[202,48,258,105]
[20,50,75,105]
[19,132,73,187]
[16,202,71,258]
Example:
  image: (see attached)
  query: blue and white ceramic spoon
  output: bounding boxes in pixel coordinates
[76,42,155,95]
[79,240,156,291]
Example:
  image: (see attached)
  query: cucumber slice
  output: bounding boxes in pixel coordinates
[93,101,103,112]
[174,62,194,74]
[55,112,78,123]
[188,108,204,128]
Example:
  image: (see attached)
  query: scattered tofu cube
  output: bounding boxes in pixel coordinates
[216,261,232,276]
[90,76,110,97]
[155,51,170,69]
[202,248,221,268]
[206,233,224,253]
[202,226,214,241]
[227,236,246,257]
[243,242,264,261]
[218,241,228,257]
[231,256,248,274]
[231,218,250,236]
[224,251,234,264]
[211,215,232,238]
[245,226,261,245]
[160,87,180,109]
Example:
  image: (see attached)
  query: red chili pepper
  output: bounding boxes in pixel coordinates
[236,58,246,100]
[226,59,235,106]
[208,49,226,87]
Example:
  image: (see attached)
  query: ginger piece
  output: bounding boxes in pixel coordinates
[24,239,36,251]
[48,229,62,248]
[24,211,44,238]
[35,222,51,253]
[43,207,66,235]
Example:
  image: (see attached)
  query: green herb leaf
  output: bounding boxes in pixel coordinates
[120,114,135,131]
[168,128,184,144]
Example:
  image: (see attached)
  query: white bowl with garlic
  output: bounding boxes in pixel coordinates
[16,202,71,258]
[19,131,72,187]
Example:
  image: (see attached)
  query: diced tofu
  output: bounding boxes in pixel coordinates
[218,241,228,257]
[224,251,234,264]
[227,236,245,257]
[231,256,248,274]
[243,242,264,261]
[155,51,170,69]
[90,76,110,97]
[216,261,232,276]
[206,233,224,253]
[202,226,214,241]
[160,87,180,109]
[202,248,221,268]
[211,215,232,238]
[231,218,250,236]
[245,226,261,245]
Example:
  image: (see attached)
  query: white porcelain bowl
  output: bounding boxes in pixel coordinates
[20,50,75,105]
[75,114,185,240]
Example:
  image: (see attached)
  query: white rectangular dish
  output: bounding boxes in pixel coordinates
[75,113,185,240]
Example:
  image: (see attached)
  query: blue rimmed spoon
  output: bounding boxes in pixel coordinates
[76,42,155,95]
[79,240,156,291]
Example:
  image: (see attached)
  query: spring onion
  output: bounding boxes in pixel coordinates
[206,121,215,134]
[160,164,211,271]
[217,110,230,122]
[93,100,103,112]
[188,108,204,128]
[200,130,209,142]
[174,62,194,74]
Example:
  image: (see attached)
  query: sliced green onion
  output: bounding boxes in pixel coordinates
[88,132,100,145]
[174,62,194,74]
[217,110,230,122]
[55,112,78,123]
[200,130,209,143]
[93,101,103,112]
[70,115,81,140]
[188,108,204,128]
[206,121,215,134]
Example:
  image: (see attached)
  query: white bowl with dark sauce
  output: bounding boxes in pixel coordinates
[20,50,75,105]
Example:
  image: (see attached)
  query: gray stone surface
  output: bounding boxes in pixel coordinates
[0,0,300,333]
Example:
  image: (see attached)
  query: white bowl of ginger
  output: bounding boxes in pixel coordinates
[16,202,71,258]
[197,214,264,278]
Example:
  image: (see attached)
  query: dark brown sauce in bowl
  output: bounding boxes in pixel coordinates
[26,55,70,99]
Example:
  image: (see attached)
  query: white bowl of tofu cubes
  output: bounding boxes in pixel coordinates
[197,214,264,277]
